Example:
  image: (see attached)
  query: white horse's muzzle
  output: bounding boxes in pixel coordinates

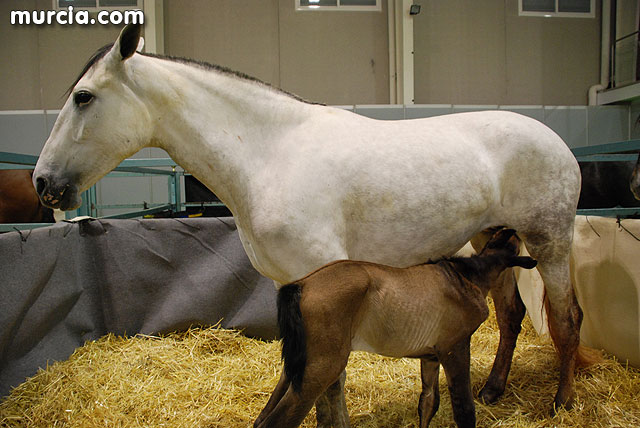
[33,173,82,211]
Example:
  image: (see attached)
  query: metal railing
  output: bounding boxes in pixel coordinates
[0,151,185,232]
[573,139,640,218]
[2,140,639,232]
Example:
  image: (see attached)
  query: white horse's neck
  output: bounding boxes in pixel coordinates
[131,54,316,214]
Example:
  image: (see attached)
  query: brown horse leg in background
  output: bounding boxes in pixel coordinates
[0,170,55,224]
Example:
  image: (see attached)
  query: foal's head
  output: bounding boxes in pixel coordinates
[449,229,537,293]
[480,228,537,269]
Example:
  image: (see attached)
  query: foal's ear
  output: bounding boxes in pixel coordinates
[112,23,143,61]
[507,256,537,270]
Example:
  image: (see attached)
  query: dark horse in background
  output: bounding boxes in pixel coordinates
[631,153,640,201]
[0,170,55,224]
[578,152,640,209]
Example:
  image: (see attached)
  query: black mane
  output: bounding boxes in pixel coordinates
[443,255,501,281]
[68,44,321,105]
[423,252,509,288]
[67,43,114,95]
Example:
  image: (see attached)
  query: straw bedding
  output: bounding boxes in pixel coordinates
[2,302,639,428]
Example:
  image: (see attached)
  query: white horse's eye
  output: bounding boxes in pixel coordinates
[74,91,94,107]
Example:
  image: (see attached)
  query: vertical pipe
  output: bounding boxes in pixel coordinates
[175,171,182,213]
[602,0,612,88]
[143,0,165,55]
[388,0,397,104]
[401,0,415,105]
[610,0,617,87]
[589,0,612,105]
[635,0,640,81]
[168,169,176,213]
[392,0,415,105]
[395,0,404,103]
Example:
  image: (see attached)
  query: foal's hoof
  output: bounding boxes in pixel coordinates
[551,388,576,415]
[478,385,504,405]
[551,396,574,415]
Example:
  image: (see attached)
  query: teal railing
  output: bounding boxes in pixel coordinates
[0,152,184,232]
[2,139,639,231]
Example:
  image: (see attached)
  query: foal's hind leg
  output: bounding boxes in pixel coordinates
[521,230,583,410]
[315,370,349,428]
[255,370,291,427]
[257,352,351,428]
[256,382,326,428]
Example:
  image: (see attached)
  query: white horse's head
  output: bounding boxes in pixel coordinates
[34,24,150,210]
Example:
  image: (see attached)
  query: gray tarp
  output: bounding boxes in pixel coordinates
[0,217,278,398]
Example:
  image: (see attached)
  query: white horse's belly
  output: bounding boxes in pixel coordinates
[237,110,580,286]
[240,203,490,286]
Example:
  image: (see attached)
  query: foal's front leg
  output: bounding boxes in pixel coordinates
[479,269,525,404]
[438,338,475,428]
[418,356,440,428]
[470,231,525,404]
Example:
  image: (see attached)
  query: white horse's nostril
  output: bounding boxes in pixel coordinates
[35,176,48,197]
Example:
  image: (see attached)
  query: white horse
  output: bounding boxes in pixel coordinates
[34,24,588,427]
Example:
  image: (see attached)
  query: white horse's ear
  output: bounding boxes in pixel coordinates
[136,37,145,53]
[109,24,142,62]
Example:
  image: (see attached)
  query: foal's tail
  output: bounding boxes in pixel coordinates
[277,283,307,392]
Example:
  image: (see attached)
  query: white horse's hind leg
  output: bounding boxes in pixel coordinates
[520,228,583,410]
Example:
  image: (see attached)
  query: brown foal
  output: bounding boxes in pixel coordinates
[255,229,537,428]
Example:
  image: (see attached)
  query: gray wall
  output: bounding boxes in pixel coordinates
[0,0,390,110]
[164,0,390,105]
[413,0,602,105]
[0,0,603,111]
[0,0,122,111]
